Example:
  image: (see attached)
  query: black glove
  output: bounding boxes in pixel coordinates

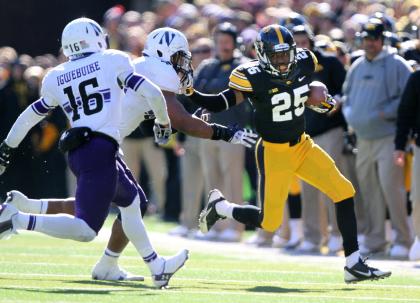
[0,141,15,175]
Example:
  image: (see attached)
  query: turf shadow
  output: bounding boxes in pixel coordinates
[247,286,324,293]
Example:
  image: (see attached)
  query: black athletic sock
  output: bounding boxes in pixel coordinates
[232,205,262,228]
[334,197,359,257]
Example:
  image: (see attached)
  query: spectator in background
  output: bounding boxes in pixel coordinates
[0,48,38,199]
[394,70,420,261]
[342,18,413,258]
[194,22,251,242]
[103,5,125,49]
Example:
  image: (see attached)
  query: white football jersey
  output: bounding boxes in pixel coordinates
[119,55,180,138]
[41,49,134,142]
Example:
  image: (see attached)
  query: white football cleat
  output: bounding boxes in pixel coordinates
[152,249,189,288]
[0,203,18,239]
[91,261,144,281]
[5,190,29,211]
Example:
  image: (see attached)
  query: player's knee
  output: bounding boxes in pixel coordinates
[333,179,356,202]
[75,220,97,242]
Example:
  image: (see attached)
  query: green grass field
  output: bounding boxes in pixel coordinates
[1,216,420,303]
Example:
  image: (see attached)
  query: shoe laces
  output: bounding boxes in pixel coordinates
[360,256,378,272]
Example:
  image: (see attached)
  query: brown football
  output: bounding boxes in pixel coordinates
[307,81,328,106]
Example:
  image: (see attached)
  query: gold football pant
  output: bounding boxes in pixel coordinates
[256,134,355,232]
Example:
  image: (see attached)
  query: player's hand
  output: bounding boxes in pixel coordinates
[308,94,336,114]
[179,65,194,96]
[153,122,172,145]
[192,107,211,122]
[393,150,405,167]
[229,127,259,148]
[0,141,14,175]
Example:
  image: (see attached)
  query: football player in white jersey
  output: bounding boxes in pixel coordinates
[0,27,257,282]
[0,18,189,288]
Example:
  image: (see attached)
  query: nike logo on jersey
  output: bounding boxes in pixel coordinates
[298,76,306,82]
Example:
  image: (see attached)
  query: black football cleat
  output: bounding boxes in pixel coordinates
[198,189,226,233]
[344,258,392,283]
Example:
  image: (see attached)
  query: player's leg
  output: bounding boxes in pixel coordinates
[92,157,148,281]
[5,190,74,215]
[1,138,117,242]
[199,139,292,233]
[110,156,188,288]
[295,137,391,283]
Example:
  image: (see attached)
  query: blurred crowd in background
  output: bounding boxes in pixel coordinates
[1,0,420,260]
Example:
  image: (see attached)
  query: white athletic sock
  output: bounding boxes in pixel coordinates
[215,200,235,219]
[98,248,120,266]
[12,212,30,230]
[13,213,96,242]
[118,195,160,273]
[13,196,47,214]
[346,250,361,268]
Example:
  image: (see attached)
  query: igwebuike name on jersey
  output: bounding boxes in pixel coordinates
[56,61,101,86]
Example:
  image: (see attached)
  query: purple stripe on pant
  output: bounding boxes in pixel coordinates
[68,137,140,233]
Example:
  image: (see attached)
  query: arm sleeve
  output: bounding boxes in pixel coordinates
[5,100,46,148]
[187,88,237,112]
[395,72,419,150]
[121,71,170,125]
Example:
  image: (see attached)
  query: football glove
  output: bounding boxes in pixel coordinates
[211,124,258,148]
[0,141,15,176]
[307,94,336,114]
[153,122,172,145]
[192,107,211,122]
[179,65,194,96]
[230,127,259,148]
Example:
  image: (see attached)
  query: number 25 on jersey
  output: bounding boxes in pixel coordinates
[271,85,309,122]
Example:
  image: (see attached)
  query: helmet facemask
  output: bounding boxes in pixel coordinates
[171,50,193,88]
[256,40,296,79]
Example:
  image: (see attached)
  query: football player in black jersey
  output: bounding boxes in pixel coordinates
[185,24,391,283]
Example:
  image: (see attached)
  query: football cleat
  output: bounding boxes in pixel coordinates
[92,262,144,281]
[199,189,227,234]
[152,249,189,288]
[344,258,391,283]
[0,203,18,239]
[4,191,29,211]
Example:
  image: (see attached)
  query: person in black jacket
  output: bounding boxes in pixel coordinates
[394,70,420,261]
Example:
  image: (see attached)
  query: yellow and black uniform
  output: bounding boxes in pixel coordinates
[229,49,355,231]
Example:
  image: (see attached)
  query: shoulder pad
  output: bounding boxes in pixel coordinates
[296,48,318,74]
[229,62,257,92]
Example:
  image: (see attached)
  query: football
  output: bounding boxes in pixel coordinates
[306,81,328,106]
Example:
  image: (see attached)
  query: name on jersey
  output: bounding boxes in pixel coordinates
[56,61,101,86]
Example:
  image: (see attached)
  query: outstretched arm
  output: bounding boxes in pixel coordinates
[185,88,245,112]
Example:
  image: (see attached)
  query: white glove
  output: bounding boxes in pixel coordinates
[229,128,259,148]
[178,70,194,95]
[153,122,172,145]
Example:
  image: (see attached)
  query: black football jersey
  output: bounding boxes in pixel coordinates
[229,48,317,143]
